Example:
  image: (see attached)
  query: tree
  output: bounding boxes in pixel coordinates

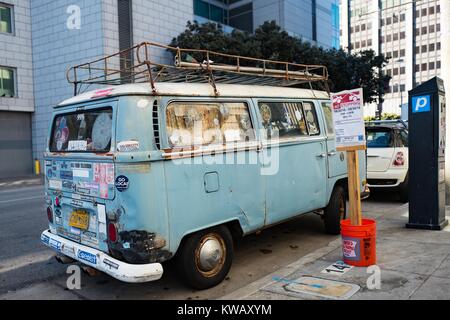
[170,21,391,104]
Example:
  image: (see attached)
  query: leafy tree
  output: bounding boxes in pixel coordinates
[170,21,391,104]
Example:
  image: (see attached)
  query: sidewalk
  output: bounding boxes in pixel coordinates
[222,204,450,300]
[0,175,44,191]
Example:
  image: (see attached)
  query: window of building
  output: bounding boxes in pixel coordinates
[166,102,255,147]
[386,69,392,77]
[422,45,427,53]
[429,43,435,51]
[437,42,441,50]
[393,50,399,58]
[386,17,392,25]
[429,62,435,70]
[351,26,354,33]
[400,67,405,74]
[400,13,405,21]
[415,46,420,54]
[429,6,435,15]
[386,34,392,42]
[422,8,427,16]
[355,25,360,32]
[361,40,366,47]
[258,102,309,139]
[415,64,420,72]
[437,5,440,13]
[415,28,420,36]
[0,66,15,97]
[0,3,13,34]
[415,10,420,18]
[437,24,441,32]
[400,49,405,57]
[393,33,398,41]
[367,22,372,30]
[421,26,427,35]
[422,63,427,71]
[437,61,441,69]
[393,68,399,76]
[194,0,228,26]
[429,25,435,33]
[355,42,360,49]
[361,24,366,31]
[400,84,406,92]
[393,85,399,93]
[393,14,398,23]
[367,39,372,46]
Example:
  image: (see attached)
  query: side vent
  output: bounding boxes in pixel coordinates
[153,100,161,150]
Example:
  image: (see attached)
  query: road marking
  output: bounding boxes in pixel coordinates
[0,196,42,204]
[0,251,55,274]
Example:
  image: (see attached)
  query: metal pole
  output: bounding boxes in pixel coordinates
[442,0,450,204]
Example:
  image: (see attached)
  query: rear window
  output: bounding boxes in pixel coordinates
[366,128,393,148]
[50,108,113,152]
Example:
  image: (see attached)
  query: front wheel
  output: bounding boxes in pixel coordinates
[323,185,347,235]
[175,226,234,290]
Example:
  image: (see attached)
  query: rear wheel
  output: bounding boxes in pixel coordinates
[399,173,409,203]
[324,185,347,235]
[175,226,233,290]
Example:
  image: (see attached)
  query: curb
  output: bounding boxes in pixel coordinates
[0,176,44,191]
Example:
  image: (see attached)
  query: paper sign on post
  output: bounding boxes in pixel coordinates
[331,88,366,150]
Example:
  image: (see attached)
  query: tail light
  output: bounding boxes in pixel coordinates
[108,223,118,243]
[393,152,405,166]
[47,207,54,223]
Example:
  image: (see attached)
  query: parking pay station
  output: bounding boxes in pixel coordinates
[407,77,448,230]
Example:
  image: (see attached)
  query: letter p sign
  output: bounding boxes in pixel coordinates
[412,95,431,113]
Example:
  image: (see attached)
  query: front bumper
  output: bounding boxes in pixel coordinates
[41,230,163,283]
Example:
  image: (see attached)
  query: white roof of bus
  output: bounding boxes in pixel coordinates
[58,83,330,107]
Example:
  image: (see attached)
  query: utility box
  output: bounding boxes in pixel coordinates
[407,77,448,230]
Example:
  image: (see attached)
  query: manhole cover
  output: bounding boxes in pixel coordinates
[281,276,360,300]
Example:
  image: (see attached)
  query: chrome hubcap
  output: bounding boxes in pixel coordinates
[198,238,224,272]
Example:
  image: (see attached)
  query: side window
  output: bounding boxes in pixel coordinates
[258,102,308,139]
[166,102,255,148]
[321,102,335,136]
[303,102,321,135]
[399,130,409,147]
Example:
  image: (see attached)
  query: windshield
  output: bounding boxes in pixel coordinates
[366,128,393,148]
[50,108,113,152]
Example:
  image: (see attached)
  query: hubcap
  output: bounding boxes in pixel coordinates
[195,234,226,277]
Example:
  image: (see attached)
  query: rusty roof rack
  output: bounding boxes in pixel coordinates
[67,42,329,96]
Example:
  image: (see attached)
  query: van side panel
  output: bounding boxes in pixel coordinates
[111,96,172,263]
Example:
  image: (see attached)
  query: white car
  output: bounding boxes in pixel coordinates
[365,120,409,202]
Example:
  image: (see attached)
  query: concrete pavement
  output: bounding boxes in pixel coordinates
[222,203,450,300]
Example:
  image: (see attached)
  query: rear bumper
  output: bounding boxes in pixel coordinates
[41,230,163,283]
[367,169,408,188]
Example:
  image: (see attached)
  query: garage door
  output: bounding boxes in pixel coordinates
[0,111,32,178]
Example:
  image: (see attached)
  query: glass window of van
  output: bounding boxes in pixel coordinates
[321,102,335,135]
[50,108,113,152]
[302,102,320,135]
[166,102,255,148]
[258,102,308,140]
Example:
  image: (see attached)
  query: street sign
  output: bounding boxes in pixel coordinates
[331,88,366,226]
[331,88,366,150]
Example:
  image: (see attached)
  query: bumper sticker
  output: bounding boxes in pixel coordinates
[78,250,97,265]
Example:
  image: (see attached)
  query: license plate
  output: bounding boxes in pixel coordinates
[69,210,90,230]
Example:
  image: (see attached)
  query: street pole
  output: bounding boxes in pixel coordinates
[442,0,450,203]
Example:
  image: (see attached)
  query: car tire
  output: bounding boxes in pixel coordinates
[324,185,347,235]
[399,174,409,203]
[175,226,234,290]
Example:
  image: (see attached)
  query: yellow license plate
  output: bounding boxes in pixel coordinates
[69,210,90,230]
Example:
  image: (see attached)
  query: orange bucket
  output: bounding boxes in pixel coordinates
[340,219,377,267]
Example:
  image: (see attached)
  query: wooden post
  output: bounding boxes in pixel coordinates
[338,145,365,226]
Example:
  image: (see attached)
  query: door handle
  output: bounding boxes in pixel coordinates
[328,151,337,156]
[317,153,326,158]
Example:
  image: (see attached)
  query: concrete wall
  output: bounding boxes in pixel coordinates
[30,0,105,161]
[0,0,34,113]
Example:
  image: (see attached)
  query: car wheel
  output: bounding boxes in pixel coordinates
[324,185,347,235]
[399,174,409,203]
[176,226,233,290]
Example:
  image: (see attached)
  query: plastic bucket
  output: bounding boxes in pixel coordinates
[340,219,377,267]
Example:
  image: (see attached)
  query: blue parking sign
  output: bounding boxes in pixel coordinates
[412,95,431,113]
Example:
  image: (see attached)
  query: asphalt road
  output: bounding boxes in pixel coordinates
[0,185,403,300]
